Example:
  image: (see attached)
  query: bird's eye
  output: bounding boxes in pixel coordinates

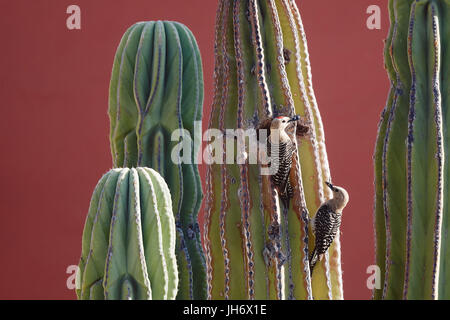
[282,120,286,123]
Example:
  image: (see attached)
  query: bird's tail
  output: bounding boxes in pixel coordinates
[309,247,318,274]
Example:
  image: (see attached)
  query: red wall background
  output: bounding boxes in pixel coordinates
[0,0,389,299]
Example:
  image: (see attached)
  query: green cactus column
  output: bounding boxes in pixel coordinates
[108,21,206,299]
[204,0,341,300]
[77,168,178,300]
[374,0,450,300]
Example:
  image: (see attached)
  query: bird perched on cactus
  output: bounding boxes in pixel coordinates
[309,182,349,274]
[258,114,309,209]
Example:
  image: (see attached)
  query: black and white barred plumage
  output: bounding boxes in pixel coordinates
[268,140,296,207]
[257,114,309,209]
[309,204,342,272]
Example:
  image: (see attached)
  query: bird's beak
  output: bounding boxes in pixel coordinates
[325,181,334,190]
[288,115,300,122]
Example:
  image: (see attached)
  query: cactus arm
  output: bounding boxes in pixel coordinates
[439,0,450,300]
[405,1,443,300]
[373,0,397,301]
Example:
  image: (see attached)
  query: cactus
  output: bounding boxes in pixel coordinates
[77,168,178,300]
[108,21,206,299]
[374,0,450,299]
[204,0,341,300]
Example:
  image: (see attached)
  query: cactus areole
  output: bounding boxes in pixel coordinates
[108,21,206,299]
[204,0,342,300]
[77,168,178,300]
[374,0,450,300]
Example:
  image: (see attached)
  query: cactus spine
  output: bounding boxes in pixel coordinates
[77,168,178,300]
[374,0,450,299]
[204,0,341,300]
[108,21,206,299]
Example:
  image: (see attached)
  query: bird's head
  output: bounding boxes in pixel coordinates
[325,182,349,212]
[270,115,299,131]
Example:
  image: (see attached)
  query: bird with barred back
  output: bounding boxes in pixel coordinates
[258,114,309,209]
[309,181,349,274]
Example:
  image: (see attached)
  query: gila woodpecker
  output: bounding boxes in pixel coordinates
[258,114,308,209]
[309,182,349,274]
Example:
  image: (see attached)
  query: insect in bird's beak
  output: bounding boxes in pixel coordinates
[288,115,300,122]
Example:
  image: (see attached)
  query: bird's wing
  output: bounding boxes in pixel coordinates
[314,204,339,254]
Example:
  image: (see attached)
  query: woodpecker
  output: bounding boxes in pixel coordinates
[309,182,349,274]
[257,114,308,209]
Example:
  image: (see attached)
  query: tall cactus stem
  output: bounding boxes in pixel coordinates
[205,0,339,300]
